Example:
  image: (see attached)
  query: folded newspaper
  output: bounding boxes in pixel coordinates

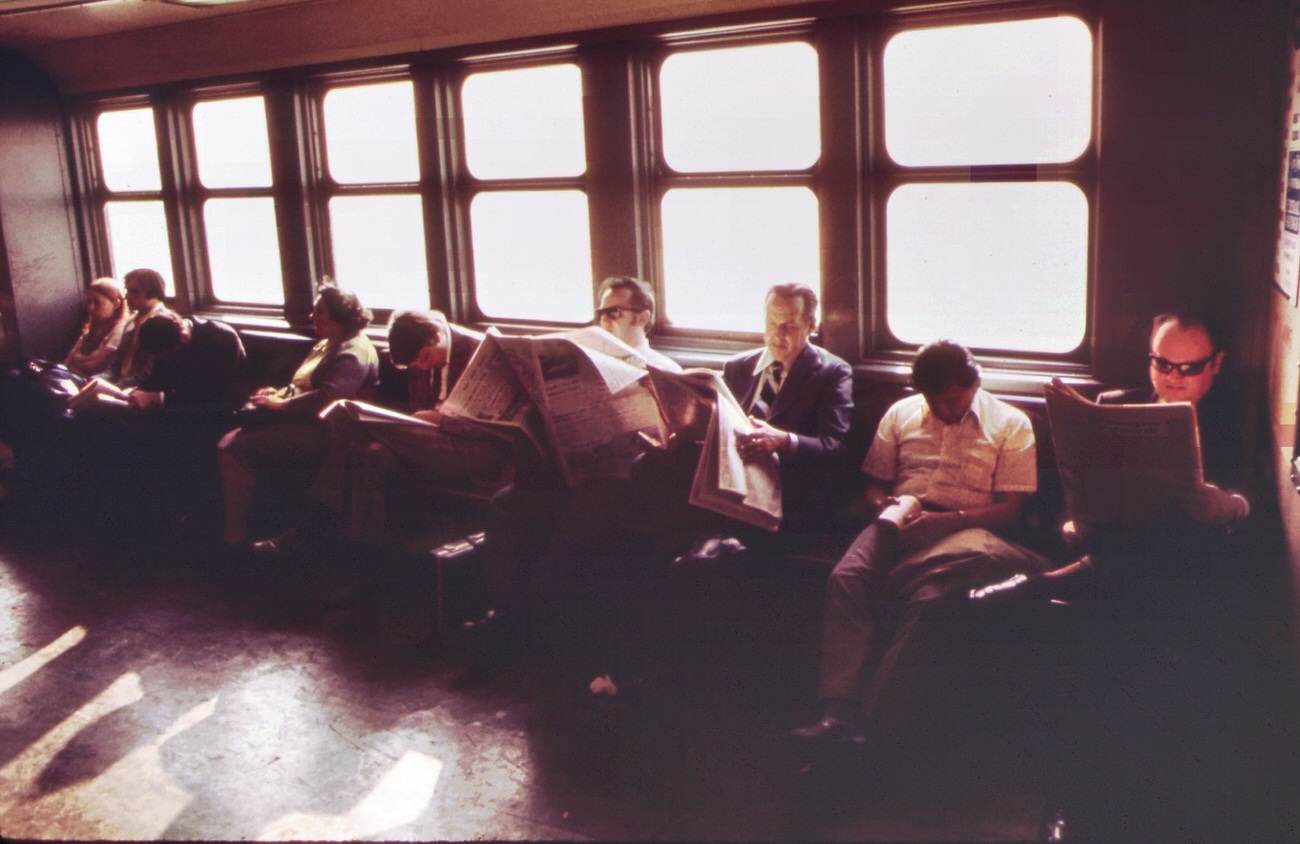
[687,381,783,531]
[1043,377,1203,528]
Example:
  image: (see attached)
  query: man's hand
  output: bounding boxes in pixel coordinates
[1178,482,1249,525]
[130,390,164,409]
[248,392,288,410]
[413,408,443,424]
[737,419,792,460]
[898,509,964,555]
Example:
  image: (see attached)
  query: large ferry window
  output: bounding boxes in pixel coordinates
[462,63,591,322]
[881,16,1093,354]
[96,107,171,289]
[191,96,283,305]
[657,40,821,333]
[321,80,428,310]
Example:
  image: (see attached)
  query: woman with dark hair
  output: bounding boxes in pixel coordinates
[62,277,131,379]
[216,285,380,549]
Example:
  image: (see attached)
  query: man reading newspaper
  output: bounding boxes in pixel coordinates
[975,309,1249,601]
[971,309,1255,842]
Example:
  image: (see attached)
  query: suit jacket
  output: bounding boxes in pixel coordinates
[723,342,854,529]
[140,318,247,423]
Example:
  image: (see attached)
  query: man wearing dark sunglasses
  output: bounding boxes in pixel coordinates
[971,308,1253,840]
[1143,311,1225,406]
[1096,310,1240,504]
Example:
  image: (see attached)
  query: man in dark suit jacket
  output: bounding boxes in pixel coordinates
[722,282,853,534]
[269,310,516,548]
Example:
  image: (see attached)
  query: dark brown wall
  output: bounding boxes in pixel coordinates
[1093,0,1288,388]
[0,50,83,366]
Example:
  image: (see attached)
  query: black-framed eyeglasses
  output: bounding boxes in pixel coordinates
[595,306,647,321]
[1148,352,1217,376]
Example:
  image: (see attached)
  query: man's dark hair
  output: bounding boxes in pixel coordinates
[137,313,186,355]
[1150,309,1224,354]
[911,339,980,395]
[597,276,656,314]
[766,283,819,327]
[315,286,372,336]
[387,310,448,366]
[124,268,166,301]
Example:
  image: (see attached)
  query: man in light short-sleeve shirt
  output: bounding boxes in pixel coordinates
[791,339,1047,744]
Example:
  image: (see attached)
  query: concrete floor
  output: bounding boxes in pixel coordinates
[1,501,1295,842]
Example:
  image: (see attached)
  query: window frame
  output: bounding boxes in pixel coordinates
[647,24,825,349]
[67,2,1100,381]
[863,7,1100,377]
[449,48,595,330]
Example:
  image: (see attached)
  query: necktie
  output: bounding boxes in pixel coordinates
[752,361,783,420]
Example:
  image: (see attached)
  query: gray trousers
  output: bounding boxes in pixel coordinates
[818,523,1048,720]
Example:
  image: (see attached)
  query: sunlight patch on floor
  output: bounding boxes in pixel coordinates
[254,749,444,841]
[0,624,85,695]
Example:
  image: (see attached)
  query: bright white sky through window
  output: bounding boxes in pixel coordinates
[660,41,820,172]
[884,16,1092,166]
[884,17,1092,352]
[97,108,161,192]
[461,64,585,179]
[658,41,821,331]
[462,64,591,321]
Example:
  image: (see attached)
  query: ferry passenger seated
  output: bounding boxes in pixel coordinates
[723,282,853,535]
[633,281,854,544]
[595,276,682,371]
[969,313,1256,843]
[473,282,852,685]
[975,309,1249,602]
[109,268,175,389]
[63,277,131,380]
[216,285,379,550]
[131,313,246,418]
[791,340,1046,744]
[120,312,247,528]
[260,309,515,551]
[471,275,691,647]
[0,277,129,447]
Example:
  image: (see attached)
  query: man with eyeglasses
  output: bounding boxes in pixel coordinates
[971,309,1255,840]
[977,309,1247,604]
[594,276,681,371]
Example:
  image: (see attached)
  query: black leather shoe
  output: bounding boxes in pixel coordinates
[789,715,867,744]
[672,534,748,565]
[249,527,299,559]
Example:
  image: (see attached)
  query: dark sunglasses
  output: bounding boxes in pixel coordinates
[595,306,647,321]
[1148,352,1217,376]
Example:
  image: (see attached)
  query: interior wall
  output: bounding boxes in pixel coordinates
[1267,3,1300,652]
[0,50,83,366]
[25,0,832,95]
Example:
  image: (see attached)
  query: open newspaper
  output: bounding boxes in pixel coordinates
[64,376,133,416]
[1044,377,1203,528]
[318,325,787,527]
[687,376,783,532]
[439,327,672,485]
